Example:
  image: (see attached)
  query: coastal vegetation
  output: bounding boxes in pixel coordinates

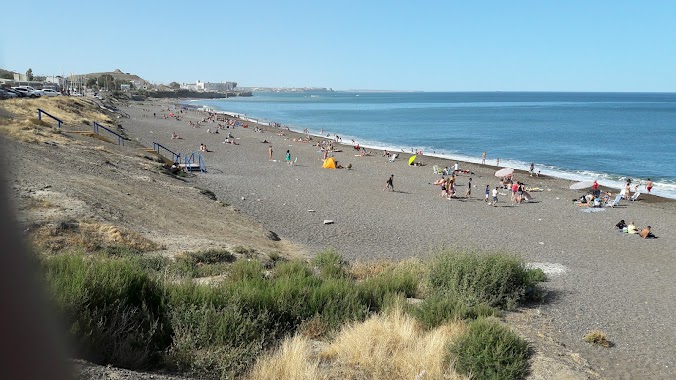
[39,245,543,379]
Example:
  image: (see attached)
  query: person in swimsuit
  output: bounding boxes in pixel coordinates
[646,178,653,193]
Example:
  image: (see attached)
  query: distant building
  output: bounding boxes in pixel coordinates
[180,80,236,92]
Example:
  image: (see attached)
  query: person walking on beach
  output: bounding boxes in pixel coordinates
[485,185,490,202]
[646,178,653,193]
[465,178,472,198]
[268,145,273,160]
[482,151,486,165]
[529,163,535,176]
[491,187,499,206]
[385,174,394,192]
[285,150,292,166]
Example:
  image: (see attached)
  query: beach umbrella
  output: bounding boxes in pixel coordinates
[569,181,594,190]
[494,167,514,177]
[408,155,417,165]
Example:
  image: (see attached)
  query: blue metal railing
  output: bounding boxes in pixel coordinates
[37,109,63,129]
[184,152,207,173]
[153,142,181,162]
[93,122,125,145]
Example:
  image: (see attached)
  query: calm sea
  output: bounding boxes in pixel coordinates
[189,92,676,199]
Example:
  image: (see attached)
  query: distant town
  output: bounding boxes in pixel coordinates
[0,68,332,97]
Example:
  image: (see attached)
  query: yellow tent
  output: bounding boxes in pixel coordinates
[322,157,336,169]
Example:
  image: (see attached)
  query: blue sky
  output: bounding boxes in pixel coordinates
[2,1,675,91]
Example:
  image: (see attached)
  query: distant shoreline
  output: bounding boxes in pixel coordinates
[178,97,676,202]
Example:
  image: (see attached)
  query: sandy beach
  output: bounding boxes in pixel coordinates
[118,98,676,379]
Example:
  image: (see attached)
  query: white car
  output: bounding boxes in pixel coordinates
[40,88,61,97]
[12,86,41,98]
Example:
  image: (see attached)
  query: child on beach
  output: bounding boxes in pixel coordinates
[485,185,490,202]
[646,178,653,193]
[491,187,498,206]
[465,178,472,198]
[286,150,292,166]
[268,145,273,160]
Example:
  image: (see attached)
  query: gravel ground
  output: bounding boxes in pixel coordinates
[116,99,676,379]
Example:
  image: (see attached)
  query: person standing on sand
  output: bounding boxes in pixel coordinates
[268,145,273,160]
[385,174,394,191]
[482,151,486,165]
[646,178,653,193]
[465,178,472,198]
[529,163,535,176]
[286,150,292,166]
[491,187,499,206]
[485,185,490,202]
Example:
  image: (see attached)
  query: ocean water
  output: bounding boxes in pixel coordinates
[189,92,676,199]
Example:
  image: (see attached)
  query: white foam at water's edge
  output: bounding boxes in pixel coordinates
[185,103,676,200]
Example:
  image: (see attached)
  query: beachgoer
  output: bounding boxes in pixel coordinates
[640,226,655,239]
[465,178,472,198]
[268,145,273,160]
[529,163,534,176]
[511,182,519,204]
[615,220,627,230]
[385,174,394,192]
[646,178,653,193]
[496,158,500,165]
[482,151,486,165]
[199,144,207,152]
[453,162,459,172]
[484,185,490,202]
[171,132,179,139]
[627,222,639,234]
[491,187,498,206]
[286,150,292,166]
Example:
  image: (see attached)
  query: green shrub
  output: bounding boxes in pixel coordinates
[42,254,172,369]
[414,294,499,329]
[312,250,348,278]
[357,263,420,312]
[169,249,235,278]
[449,318,530,380]
[429,251,541,309]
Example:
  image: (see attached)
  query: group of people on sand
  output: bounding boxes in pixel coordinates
[432,173,474,199]
[615,220,656,238]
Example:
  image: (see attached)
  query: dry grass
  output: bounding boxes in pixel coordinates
[248,336,324,380]
[349,258,425,280]
[0,97,113,143]
[1,97,112,125]
[251,306,468,380]
[30,220,159,253]
[18,197,57,210]
[0,118,69,144]
[583,330,611,348]
[321,307,468,380]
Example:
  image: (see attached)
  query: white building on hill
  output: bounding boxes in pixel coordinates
[180,80,236,92]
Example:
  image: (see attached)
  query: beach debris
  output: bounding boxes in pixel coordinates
[526,262,567,276]
[266,231,281,241]
[307,210,316,212]
[241,196,245,200]
[539,242,545,245]
[323,220,334,225]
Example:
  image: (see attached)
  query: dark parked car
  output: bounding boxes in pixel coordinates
[0,88,19,99]
[5,88,26,97]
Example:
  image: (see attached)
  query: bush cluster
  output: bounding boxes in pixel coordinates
[42,251,418,377]
[448,318,530,380]
[41,249,543,378]
[428,250,542,309]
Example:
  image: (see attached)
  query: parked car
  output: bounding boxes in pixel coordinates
[40,88,61,97]
[0,88,18,99]
[6,88,27,97]
[12,86,41,98]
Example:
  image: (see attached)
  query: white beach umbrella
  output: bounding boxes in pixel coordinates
[569,181,595,190]
[494,168,514,177]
